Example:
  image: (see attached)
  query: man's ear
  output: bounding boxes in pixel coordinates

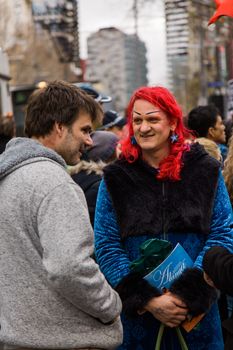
[54,122,65,137]
[207,127,215,139]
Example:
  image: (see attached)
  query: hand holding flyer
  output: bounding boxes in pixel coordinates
[143,243,193,292]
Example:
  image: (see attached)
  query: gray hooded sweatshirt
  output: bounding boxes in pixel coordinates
[0,138,122,349]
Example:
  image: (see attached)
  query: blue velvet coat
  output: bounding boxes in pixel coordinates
[94,171,233,350]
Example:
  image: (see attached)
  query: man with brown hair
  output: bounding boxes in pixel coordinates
[187,104,227,161]
[0,81,122,350]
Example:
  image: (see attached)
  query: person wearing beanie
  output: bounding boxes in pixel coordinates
[87,130,119,162]
[100,110,127,139]
[69,131,119,226]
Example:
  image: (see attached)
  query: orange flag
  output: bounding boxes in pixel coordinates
[208,0,233,25]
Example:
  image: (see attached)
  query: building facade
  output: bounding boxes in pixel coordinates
[165,0,232,115]
[86,27,148,113]
[0,0,79,86]
[32,0,79,65]
[0,50,13,116]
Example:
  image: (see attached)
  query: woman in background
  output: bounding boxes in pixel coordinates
[223,136,233,205]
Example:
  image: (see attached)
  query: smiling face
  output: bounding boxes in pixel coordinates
[132,99,175,159]
[55,112,93,165]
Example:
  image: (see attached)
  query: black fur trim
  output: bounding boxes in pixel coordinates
[104,144,220,240]
[169,268,217,316]
[115,272,161,318]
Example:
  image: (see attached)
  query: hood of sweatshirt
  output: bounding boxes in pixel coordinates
[0,137,66,180]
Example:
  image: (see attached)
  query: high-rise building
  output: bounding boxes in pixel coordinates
[165,0,232,114]
[86,27,148,113]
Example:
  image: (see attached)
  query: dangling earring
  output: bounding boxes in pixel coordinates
[130,136,137,145]
[170,131,179,144]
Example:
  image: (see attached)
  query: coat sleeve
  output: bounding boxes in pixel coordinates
[194,171,233,269]
[94,179,131,288]
[37,180,122,324]
[203,246,233,295]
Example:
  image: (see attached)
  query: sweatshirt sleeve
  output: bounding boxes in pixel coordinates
[94,180,131,288]
[37,180,122,324]
[194,171,233,269]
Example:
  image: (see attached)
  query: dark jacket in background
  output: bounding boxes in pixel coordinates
[0,135,11,154]
[70,130,118,226]
[203,246,233,350]
[71,161,105,226]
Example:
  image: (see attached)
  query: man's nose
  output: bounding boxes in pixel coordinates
[140,121,151,132]
[85,133,93,147]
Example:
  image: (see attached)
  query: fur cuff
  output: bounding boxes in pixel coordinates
[169,268,217,316]
[115,272,161,317]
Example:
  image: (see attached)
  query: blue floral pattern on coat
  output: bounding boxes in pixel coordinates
[94,172,233,350]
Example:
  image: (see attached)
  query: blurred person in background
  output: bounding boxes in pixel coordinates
[99,110,127,139]
[69,130,118,226]
[0,112,16,154]
[224,112,233,145]
[203,246,233,350]
[75,83,112,129]
[187,104,228,161]
[94,86,233,350]
[0,81,122,350]
[223,135,233,207]
[196,136,227,329]
[196,137,222,162]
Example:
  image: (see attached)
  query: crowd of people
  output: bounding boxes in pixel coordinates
[0,80,233,350]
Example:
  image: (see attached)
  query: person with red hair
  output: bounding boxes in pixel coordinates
[94,86,233,349]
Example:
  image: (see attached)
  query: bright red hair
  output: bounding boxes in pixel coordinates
[120,86,193,181]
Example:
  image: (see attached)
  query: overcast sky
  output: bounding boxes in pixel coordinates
[78,0,167,85]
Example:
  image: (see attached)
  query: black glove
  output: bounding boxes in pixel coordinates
[116,272,161,318]
[169,267,218,316]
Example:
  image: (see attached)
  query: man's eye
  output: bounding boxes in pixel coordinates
[133,118,141,124]
[82,128,92,134]
[149,118,159,123]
